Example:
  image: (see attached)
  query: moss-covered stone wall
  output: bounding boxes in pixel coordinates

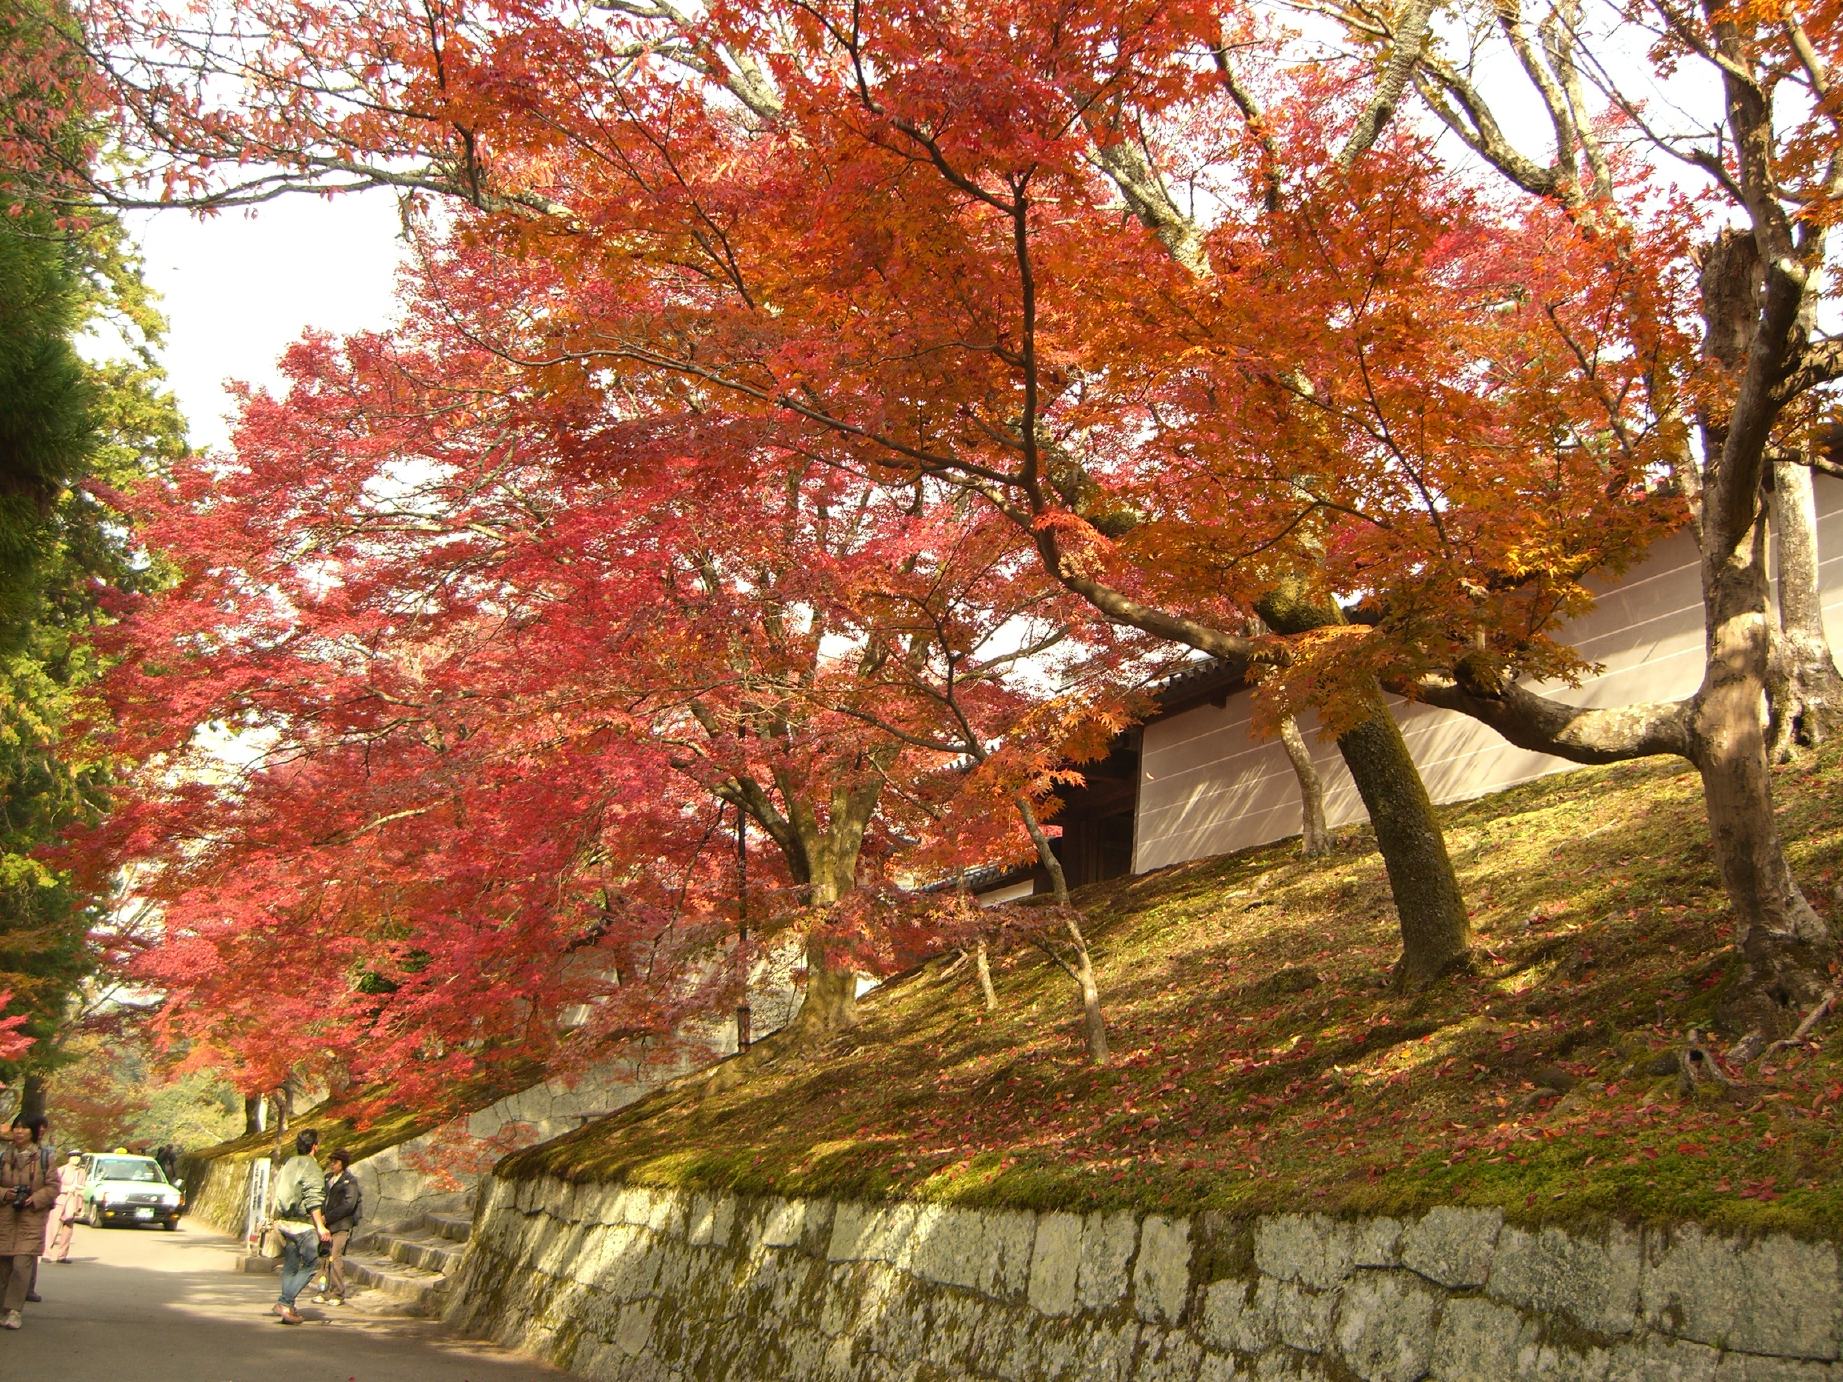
[447,1175,1843,1379]
[176,1147,258,1237]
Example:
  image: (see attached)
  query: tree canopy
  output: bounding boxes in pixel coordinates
[43,0,1843,1106]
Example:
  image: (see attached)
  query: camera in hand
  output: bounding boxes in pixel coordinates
[10,1184,29,1209]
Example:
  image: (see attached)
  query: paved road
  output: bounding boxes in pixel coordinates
[0,1215,562,1381]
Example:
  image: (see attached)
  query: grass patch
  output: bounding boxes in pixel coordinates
[504,748,1843,1235]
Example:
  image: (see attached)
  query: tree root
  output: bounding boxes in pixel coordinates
[1679,1028,1739,1096]
[1759,987,1838,1062]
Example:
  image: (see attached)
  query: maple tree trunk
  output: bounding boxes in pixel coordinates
[1258,589,1471,984]
[1016,791,1111,1064]
[793,952,859,1038]
[243,1093,261,1136]
[1336,699,1474,984]
[1278,714,1331,856]
[762,808,868,1043]
[1067,917,1111,1066]
[1767,460,1843,760]
[974,942,998,1012]
[1690,509,1835,1046]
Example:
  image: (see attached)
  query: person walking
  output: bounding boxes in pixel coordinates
[267,1128,332,1325]
[44,1151,85,1263]
[313,1148,362,1305]
[0,1113,57,1329]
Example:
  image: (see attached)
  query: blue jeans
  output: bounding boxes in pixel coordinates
[277,1229,319,1307]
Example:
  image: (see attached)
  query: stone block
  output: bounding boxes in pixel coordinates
[1641,1226,1842,1361]
[991,1211,1038,1300]
[613,1299,659,1357]
[1429,1294,1616,1381]
[1077,1210,1139,1311]
[1333,1271,1441,1382]
[798,1199,837,1257]
[643,1188,685,1239]
[1134,1215,1193,1324]
[1256,1214,1358,1292]
[1029,1211,1082,1316]
[686,1193,719,1247]
[1489,1221,1641,1337]
[828,1200,918,1267]
[1429,1295,1522,1380]
[1072,1317,1141,1382]
[1713,1355,1840,1381]
[1250,1350,1330,1380]
[1195,1351,1242,1381]
[758,1197,808,1250]
[1136,1324,1205,1381]
[1199,1277,1274,1356]
[908,1203,999,1293]
[1400,1207,1502,1289]
[1606,1334,1723,1381]
[1352,1218,1404,1269]
[1257,1276,1335,1356]
[705,1194,736,1251]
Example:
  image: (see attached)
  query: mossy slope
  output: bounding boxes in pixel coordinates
[505,750,1843,1237]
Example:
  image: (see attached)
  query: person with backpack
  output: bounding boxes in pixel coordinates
[0,1113,57,1329]
[313,1148,362,1305]
[267,1128,332,1325]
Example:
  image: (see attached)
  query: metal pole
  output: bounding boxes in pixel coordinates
[736,802,752,1052]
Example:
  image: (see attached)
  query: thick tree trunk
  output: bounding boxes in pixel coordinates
[1767,460,1843,759]
[1278,714,1331,855]
[791,947,858,1038]
[1691,514,1835,1046]
[745,787,873,1043]
[243,1093,262,1137]
[1335,695,1474,983]
[1259,588,1471,983]
[19,1071,45,1120]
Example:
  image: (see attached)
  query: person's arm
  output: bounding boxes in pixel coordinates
[302,1165,331,1240]
[28,1154,57,1210]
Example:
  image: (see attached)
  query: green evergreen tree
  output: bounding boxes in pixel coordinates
[0,0,183,1113]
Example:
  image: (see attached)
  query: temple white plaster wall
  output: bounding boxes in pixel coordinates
[1135,478,1843,873]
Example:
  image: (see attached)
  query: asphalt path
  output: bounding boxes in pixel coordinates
[0,1215,562,1381]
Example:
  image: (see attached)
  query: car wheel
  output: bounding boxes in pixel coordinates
[86,1204,103,1229]
[162,1219,178,1231]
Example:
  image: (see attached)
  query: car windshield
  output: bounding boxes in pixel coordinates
[93,1158,165,1183]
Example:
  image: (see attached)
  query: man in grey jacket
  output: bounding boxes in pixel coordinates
[268,1128,331,1324]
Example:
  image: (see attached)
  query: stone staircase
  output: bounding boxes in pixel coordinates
[342,1210,472,1316]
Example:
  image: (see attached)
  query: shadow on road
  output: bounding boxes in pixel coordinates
[2,1220,559,1381]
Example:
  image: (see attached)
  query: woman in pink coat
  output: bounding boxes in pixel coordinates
[43,1151,84,1263]
[0,1113,57,1329]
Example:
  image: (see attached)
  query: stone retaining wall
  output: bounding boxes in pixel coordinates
[176,1148,255,1236]
[448,1176,1843,1380]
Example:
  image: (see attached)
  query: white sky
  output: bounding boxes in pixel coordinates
[126,192,408,452]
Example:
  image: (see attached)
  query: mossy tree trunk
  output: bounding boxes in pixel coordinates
[1278,713,1331,856]
[1767,459,1843,760]
[1258,585,1472,984]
